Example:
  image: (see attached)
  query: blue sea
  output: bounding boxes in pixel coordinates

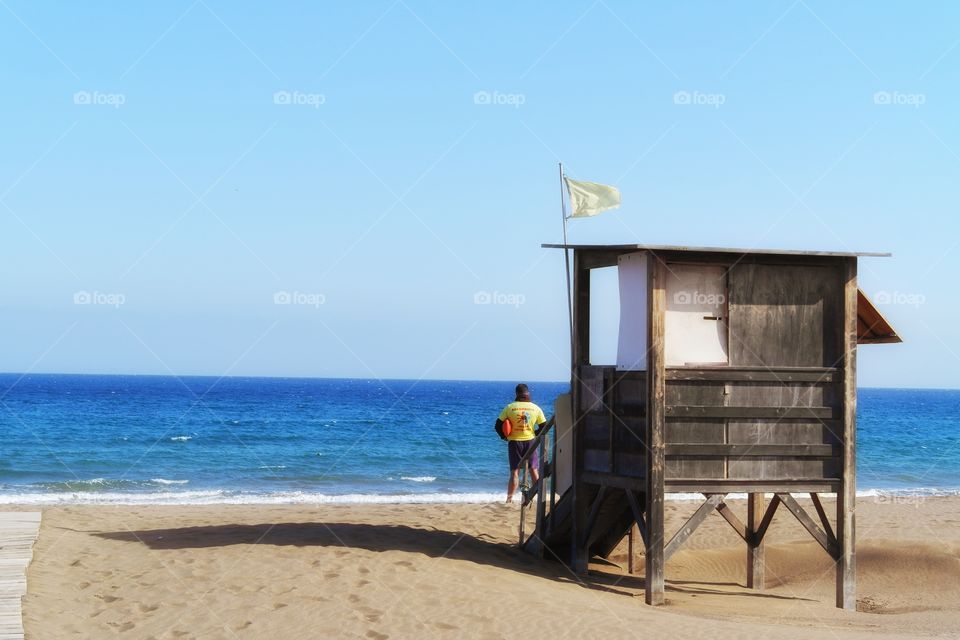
[0,374,956,505]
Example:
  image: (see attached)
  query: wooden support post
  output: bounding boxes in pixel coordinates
[581,486,607,547]
[715,501,748,543]
[627,524,637,575]
[664,494,724,562]
[810,493,838,550]
[570,250,591,574]
[645,255,667,606]
[778,493,838,558]
[535,438,548,559]
[747,492,765,590]
[837,257,858,610]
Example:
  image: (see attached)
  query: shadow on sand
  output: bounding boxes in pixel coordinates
[94,521,812,602]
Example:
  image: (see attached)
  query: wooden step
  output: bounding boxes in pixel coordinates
[0,513,41,640]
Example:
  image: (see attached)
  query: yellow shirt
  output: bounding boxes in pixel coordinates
[498,401,547,442]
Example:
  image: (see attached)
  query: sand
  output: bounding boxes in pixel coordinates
[19,496,960,639]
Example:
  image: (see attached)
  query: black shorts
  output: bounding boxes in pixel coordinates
[508,440,539,471]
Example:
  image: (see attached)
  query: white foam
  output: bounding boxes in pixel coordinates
[0,491,508,506]
[400,476,436,483]
[169,436,192,442]
[150,478,189,485]
[0,487,956,507]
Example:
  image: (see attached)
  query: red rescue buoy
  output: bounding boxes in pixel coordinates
[502,419,512,438]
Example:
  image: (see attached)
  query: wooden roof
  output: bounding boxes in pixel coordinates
[541,243,891,258]
[857,290,903,344]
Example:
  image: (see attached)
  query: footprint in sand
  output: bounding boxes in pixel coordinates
[393,560,415,570]
[107,621,135,632]
[365,631,388,640]
[324,572,340,579]
[348,594,361,603]
[356,579,370,587]
[96,594,121,603]
[138,603,159,613]
[358,566,370,575]
[273,603,288,610]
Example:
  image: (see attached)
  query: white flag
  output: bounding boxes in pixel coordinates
[564,177,621,218]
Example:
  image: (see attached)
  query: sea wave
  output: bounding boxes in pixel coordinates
[169,436,192,442]
[400,476,436,483]
[150,478,189,485]
[34,478,142,492]
[0,490,510,506]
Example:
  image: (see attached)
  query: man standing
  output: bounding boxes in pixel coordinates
[495,383,553,503]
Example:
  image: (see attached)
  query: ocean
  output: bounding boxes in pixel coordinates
[0,374,956,505]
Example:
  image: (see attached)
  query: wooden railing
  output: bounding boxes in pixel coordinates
[518,417,556,554]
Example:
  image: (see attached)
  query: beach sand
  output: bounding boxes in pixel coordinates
[20,496,960,639]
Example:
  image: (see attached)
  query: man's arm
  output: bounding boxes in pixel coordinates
[534,413,554,436]
[494,418,506,440]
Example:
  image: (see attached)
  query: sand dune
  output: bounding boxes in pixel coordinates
[20,497,960,639]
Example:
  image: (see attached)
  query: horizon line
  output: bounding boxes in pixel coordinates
[0,371,955,392]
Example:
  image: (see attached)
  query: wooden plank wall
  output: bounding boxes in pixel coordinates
[665,260,846,485]
[577,366,647,478]
[574,258,848,487]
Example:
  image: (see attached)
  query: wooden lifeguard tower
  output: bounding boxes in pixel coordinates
[518,243,901,610]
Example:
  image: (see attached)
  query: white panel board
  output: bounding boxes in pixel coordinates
[665,265,729,366]
[616,251,649,371]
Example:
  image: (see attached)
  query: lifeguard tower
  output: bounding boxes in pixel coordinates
[517,243,900,609]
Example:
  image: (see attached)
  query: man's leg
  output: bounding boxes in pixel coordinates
[507,469,520,503]
[528,445,541,488]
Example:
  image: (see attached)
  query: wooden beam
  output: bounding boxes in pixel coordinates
[581,471,646,491]
[754,494,781,546]
[747,493,765,590]
[810,493,838,550]
[574,251,591,367]
[645,254,667,606]
[665,406,837,419]
[664,494,725,562]
[666,368,837,383]
[666,480,840,494]
[665,444,838,458]
[625,490,647,545]
[715,501,748,543]
[570,250,591,574]
[627,524,638,575]
[777,493,839,559]
[838,257,858,610]
[581,487,608,547]
[535,441,548,559]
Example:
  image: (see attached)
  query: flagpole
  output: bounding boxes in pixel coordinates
[559,162,575,368]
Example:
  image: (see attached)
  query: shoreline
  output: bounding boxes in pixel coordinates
[0,485,956,506]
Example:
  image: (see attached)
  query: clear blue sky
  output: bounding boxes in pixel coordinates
[0,1,956,387]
